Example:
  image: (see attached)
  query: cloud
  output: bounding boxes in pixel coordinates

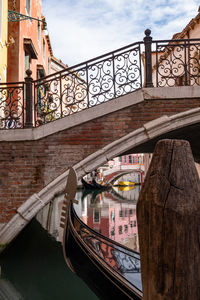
[42,0,200,66]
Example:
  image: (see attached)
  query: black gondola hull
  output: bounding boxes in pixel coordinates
[63,203,142,300]
[81,178,110,190]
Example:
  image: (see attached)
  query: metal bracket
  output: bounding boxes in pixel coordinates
[8,10,47,28]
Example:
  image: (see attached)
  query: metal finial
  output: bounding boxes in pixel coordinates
[144,29,151,37]
[26,69,32,77]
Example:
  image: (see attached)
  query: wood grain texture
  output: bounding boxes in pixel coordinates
[137,139,200,300]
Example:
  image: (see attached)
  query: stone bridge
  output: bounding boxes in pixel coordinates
[1,31,200,248]
[103,165,145,183]
[0,85,200,248]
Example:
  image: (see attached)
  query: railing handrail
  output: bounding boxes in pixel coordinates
[33,40,144,84]
[0,81,25,86]
[153,37,200,44]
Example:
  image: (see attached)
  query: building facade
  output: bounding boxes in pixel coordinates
[7,0,52,82]
[152,7,200,88]
[0,0,8,83]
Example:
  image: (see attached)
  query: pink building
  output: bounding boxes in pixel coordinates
[108,203,139,251]
[118,154,144,165]
[85,193,139,252]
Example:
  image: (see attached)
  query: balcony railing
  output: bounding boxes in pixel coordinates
[0,81,25,129]
[1,30,200,129]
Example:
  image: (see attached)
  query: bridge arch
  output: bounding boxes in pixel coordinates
[104,169,143,184]
[0,106,200,247]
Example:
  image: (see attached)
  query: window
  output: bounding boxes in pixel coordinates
[119,226,122,234]
[24,51,30,77]
[93,210,100,223]
[129,155,132,163]
[25,0,31,15]
[37,21,41,44]
[111,211,115,222]
[111,227,115,236]
[125,208,127,217]
[119,210,123,217]
[119,156,122,162]
[124,225,128,233]
[124,156,127,163]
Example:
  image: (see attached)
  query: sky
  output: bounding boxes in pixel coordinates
[42,0,200,67]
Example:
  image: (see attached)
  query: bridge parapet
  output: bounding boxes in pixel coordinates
[103,164,145,177]
[1,30,200,129]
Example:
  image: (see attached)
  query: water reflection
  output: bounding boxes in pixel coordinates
[79,222,142,291]
[36,185,141,252]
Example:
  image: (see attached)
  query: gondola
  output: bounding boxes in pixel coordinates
[117,181,135,186]
[61,168,143,300]
[81,188,103,203]
[81,178,96,190]
[81,178,110,190]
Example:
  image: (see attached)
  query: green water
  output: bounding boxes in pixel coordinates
[0,219,98,300]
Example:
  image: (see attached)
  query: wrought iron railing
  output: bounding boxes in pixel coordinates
[1,30,200,129]
[0,81,25,129]
[34,40,144,125]
[153,38,200,87]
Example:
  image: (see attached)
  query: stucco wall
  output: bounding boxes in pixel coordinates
[0,0,8,82]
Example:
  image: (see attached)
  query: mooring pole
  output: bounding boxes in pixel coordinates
[137,139,200,299]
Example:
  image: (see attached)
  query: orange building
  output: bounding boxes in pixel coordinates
[7,0,52,82]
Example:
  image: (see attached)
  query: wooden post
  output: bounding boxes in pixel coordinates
[137,139,200,300]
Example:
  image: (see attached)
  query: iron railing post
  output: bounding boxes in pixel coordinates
[144,29,153,88]
[25,69,33,128]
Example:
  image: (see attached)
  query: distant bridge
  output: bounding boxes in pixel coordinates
[103,165,144,183]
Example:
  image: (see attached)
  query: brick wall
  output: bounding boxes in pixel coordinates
[1,97,200,223]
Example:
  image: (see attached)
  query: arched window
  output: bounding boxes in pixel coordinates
[25,0,31,16]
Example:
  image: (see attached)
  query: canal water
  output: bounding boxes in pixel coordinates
[0,184,141,300]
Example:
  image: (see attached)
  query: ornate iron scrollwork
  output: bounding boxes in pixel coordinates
[155,40,200,87]
[34,42,143,126]
[0,83,25,129]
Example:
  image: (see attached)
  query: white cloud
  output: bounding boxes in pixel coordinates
[42,0,200,66]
